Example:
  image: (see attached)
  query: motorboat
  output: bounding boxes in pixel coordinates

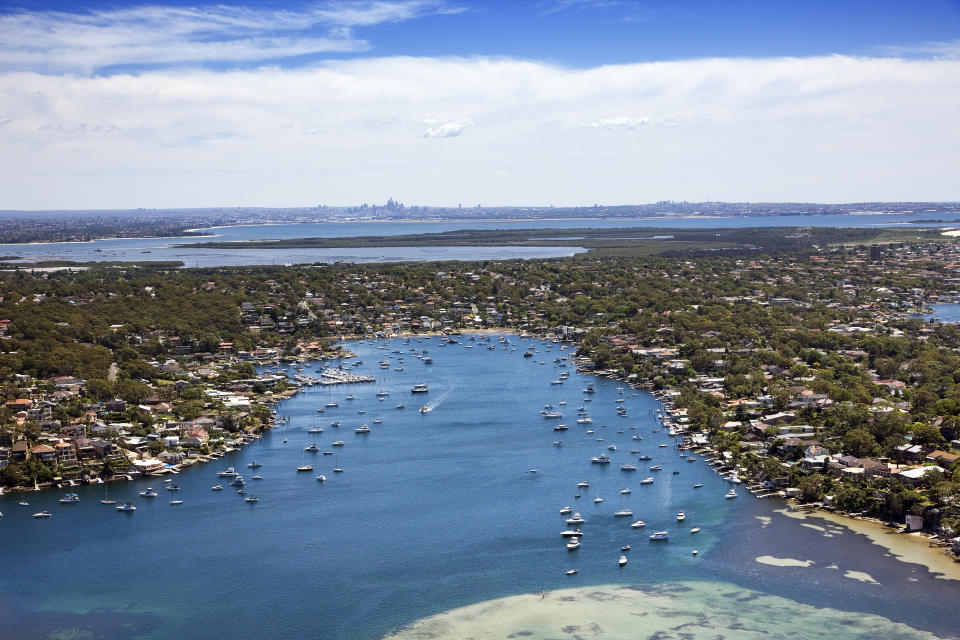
[252,475,263,480]
[305,443,320,452]
[33,511,52,518]
[640,477,654,484]
[169,499,183,505]
[614,509,633,517]
[621,544,631,551]
[245,496,259,503]
[620,464,637,471]
[590,454,611,464]
[296,465,313,472]
[116,502,136,512]
[410,383,429,393]
[566,569,578,575]
[139,488,158,497]
[565,513,585,525]
[576,417,593,424]
[59,493,80,504]
[690,527,701,534]
[217,467,239,478]
[594,497,603,503]
[332,441,344,446]
[620,489,631,494]
[576,481,590,488]
[566,538,580,550]
[396,404,405,409]
[650,465,662,471]
[693,483,704,488]
[649,531,669,541]
[631,520,646,528]
[307,427,324,433]
[677,511,685,522]
[618,555,627,567]
[726,489,738,499]
[316,475,327,482]
[560,529,583,538]
[355,425,371,434]
[248,461,263,468]
[560,506,572,515]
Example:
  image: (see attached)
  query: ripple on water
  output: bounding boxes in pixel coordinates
[383,581,942,640]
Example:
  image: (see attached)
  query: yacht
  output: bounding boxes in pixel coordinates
[566,538,581,550]
[330,421,341,428]
[566,569,578,575]
[59,493,80,504]
[211,484,223,491]
[410,383,429,393]
[326,400,338,408]
[725,489,738,499]
[307,426,324,433]
[565,513,585,525]
[614,509,633,517]
[316,475,327,482]
[244,496,259,503]
[576,481,590,488]
[650,465,662,471]
[594,497,603,503]
[396,403,405,409]
[33,510,53,518]
[640,477,654,484]
[139,488,158,497]
[690,527,701,534]
[618,555,628,567]
[217,467,239,478]
[169,499,183,506]
[355,425,371,434]
[345,394,355,401]
[559,506,572,515]
[630,520,646,528]
[332,441,344,447]
[248,461,263,468]
[116,502,136,512]
[693,483,704,488]
[590,454,612,464]
[560,529,583,538]
[297,464,314,472]
[576,417,593,424]
[649,531,670,541]
[677,511,685,522]
[620,464,637,471]
[620,488,631,494]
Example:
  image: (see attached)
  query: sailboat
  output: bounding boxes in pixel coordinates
[100,482,116,505]
[333,456,344,473]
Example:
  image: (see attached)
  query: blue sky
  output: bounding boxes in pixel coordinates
[0,0,958,208]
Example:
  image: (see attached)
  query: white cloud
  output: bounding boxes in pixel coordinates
[0,1,462,73]
[0,55,957,208]
[878,39,960,59]
[422,118,473,138]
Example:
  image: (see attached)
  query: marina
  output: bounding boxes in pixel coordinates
[1,335,958,639]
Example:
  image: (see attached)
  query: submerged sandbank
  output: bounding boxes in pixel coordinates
[776,506,960,582]
[383,581,939,639]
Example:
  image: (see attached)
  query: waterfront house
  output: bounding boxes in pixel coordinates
[31,444,56,463]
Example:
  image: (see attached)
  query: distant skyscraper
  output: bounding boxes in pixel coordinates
[870,245,882,261]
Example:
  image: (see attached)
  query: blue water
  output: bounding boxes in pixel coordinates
[2,212,958,266]
[1,337,958,639]
[921,304,960,323]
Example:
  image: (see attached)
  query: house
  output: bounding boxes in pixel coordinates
[896,465,946,485]
[925,450,960,467]
[104,399,127,413]
[30,444,56,462]
[54,441,77,466]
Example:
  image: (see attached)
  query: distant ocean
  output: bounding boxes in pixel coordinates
[1,212,959,267]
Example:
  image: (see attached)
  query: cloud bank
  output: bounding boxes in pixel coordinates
[0,55,957,208]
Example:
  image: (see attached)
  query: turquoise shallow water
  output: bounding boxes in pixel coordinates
[0,336,957,639]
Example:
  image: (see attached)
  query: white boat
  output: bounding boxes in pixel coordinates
[640,477,654,484]
[594,497,603,503]
[332,441,344,447]
[649,531,669,541]
[631,520,646,528]
[620,489,631,494]
[355,425,371,434]
[307,427,324,433]
[169,499,183,505]
[620,464,637,471]
[410,383,429,393]
[396,403,405,409]
[116,502,136,512]
[304,443,320,452]
[217,467,239,478]
[561,529,583,537]
[296,465,313,472]
[677,511,685,522]
[59,493,80,504]
[316,475,327,482]
[245,496,259,503]
[139,488,158,497]
[33,511,52,518]
[248,461,263,468]
[693,483,704,488]
[690,527,701,534]
[725,489,738,499]
[576,417,592,424]
[590,454,611,464]
[211,484,223,490]
[559,506,572,515]
[565,569,578,575]
[618,555,627,567]
[614,509,633,517]
[566,513,585,525]
[576,481,590,488]
[566,538,580,550]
